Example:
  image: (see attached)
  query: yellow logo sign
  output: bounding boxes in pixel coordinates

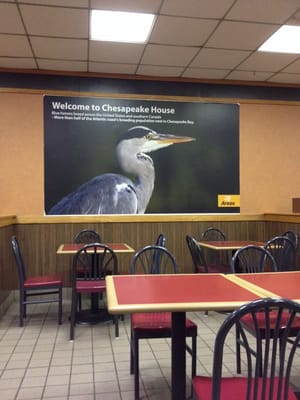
[218,194,240,208]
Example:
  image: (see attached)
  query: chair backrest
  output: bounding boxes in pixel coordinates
[155,233,166,247]
[130,245,178,275]
[264,236,296,271]
[72,243,117,281]
[231,245,277,273]
[201,227,226,241]
[74,229,101,244]
[11,236,26,284]
[283,230,299,250]
[186,235,208,273]
[210,297,300,400]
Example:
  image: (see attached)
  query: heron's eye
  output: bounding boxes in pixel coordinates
[145,132,155,140]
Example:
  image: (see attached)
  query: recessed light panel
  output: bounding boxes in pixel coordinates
[259,25,300,54]
[90,10,155,43]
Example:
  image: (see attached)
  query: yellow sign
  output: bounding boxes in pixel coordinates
[218,194,240,207]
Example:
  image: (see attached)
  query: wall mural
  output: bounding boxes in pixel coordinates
[44,95,240,214]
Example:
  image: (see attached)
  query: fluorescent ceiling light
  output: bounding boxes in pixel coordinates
[90,10,155,43]
[259,25,300,54]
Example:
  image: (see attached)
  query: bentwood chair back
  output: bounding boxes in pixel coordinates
[74,229,101,244]
[69,243,118,340]
[264,235,296,271]
[186,235,230,274]
[73,229,102,311]
[130,245,197,400]
[11,236,63,327]
[231,244,277,274]
[283,230,299,250]
[192,297,300,400]
[231,244,300,375]
[200,227,228,265]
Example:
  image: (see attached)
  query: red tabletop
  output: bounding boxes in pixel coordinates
[232,271,300,301]
[106,273,264,314]
[57,243,134,254]
[198,240,265,250]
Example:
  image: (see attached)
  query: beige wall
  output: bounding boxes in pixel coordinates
[1,91,300,215]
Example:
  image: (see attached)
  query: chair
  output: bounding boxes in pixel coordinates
[265,235,297,271]
[130,245,197,400]
[11,236,63,327]
[192,297,300,400]
[74,229,101,243]
[73,229,102,310]
[155,232,166,247]
[70,243,118,340]
[201,227,228,265]
[232,245,300,376]
[201,227,226,241]
[283,230,299,250]
[186,235,230,273]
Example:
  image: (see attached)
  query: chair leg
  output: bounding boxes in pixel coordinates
[236,323,242,374]
[70,291,77,341]
[133,337,139,400]
[114,316,119,338]
[19,289,24,327]
[58,286,62,325]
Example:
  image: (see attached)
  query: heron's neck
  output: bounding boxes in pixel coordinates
[116,146,155,213]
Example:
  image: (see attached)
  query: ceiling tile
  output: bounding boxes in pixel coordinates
[31,37,88,60]
[190,48,251,69]
[0,57,37,69]
[91,0,162,13]
[161,0,235,18]
[0,35,33,57]
[89,42,145,63]
[89,62,137,74]
[238,52,299,72]
[137,65,184,77]
[37,59,87,71]
[19,4,88,37]
[183,67,230,79]
[150,16,218,46]
[281,58,300,73]
[17,0,89,6]
[226,70,273,81]
[268,72,300,83]
[206,21,279,50]
[141,44,199,67]
[0,3,25,34]
[226,0,300,23]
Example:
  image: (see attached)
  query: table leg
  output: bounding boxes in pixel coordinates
[171,311,186,400]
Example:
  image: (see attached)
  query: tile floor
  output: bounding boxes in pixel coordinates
[0,298,300,400]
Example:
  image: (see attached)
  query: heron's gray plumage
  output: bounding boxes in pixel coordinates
[48,126,194,215]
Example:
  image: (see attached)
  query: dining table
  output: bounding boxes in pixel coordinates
[105,271,297,400]
[198,239,265,251]
[57,242,135,324]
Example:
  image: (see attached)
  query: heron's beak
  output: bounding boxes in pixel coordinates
[143,132,195,153]
[154,133,195,144]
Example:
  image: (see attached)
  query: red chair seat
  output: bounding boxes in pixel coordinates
[24,274,62,288]
[132,312,196,332]
[192,376,297,400]
[197,263,231,274]
[76,280,106,293]
[241,310,300,337]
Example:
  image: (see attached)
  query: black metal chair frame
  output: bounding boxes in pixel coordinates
[193,297,300,400]
[264,235,296,271]
[11,236,63,327]
[129,245,197,400]
[70,243,119,340]
[74,229,101,244]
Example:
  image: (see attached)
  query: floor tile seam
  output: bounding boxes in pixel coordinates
[105,323,123,397]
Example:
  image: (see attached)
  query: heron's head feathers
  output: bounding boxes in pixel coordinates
[117,126,195,154]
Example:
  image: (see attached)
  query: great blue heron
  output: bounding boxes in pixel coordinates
[48,126,194,214]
